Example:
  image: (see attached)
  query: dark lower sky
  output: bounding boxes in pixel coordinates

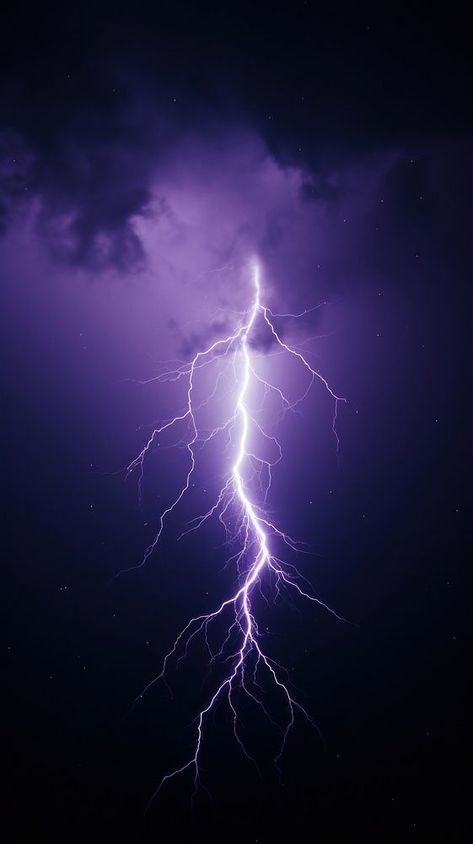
[4,3,471,842]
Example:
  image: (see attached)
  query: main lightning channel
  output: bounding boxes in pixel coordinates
[126,261,346,800]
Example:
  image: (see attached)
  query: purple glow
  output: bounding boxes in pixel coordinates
[1,124,404,799]
[124,259,346,801]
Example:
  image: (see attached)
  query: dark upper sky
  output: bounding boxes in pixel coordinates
[3,2,472,144]
[2,2,472,273]
[4,4,472,843]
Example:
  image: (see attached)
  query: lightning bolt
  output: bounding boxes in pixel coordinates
[124,260,346,802]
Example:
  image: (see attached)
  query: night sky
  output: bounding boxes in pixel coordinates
[3,3,472,842]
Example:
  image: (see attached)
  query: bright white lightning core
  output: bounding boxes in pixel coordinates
[125,261,346,800]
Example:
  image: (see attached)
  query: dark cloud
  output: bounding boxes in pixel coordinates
[176,319,233,359]
[1,2,471,274]
[0,107,163,270]
[34,144,153,271]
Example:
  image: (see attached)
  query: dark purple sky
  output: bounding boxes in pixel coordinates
[4,4,471,842]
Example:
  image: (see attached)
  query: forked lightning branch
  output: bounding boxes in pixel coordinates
[124,261,346,800]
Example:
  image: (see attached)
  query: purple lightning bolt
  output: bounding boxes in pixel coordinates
[125,260,346,801]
